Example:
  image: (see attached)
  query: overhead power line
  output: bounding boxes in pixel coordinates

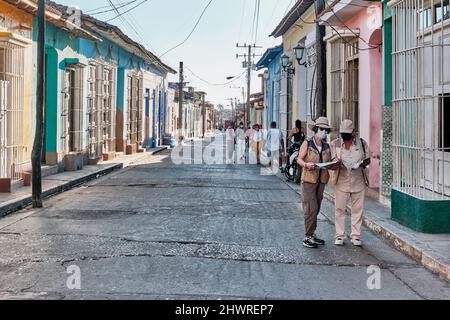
[106,0,150,22]
[160,0,214,58]
[185,65,246,87]
[86,0,138,15]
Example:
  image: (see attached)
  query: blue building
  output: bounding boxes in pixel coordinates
[256,46,283,131]
[39,1,175,171]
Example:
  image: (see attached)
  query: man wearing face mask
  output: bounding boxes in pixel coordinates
[297,117,334,249]
[330,120,371,247]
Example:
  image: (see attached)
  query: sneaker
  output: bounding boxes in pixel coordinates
[312,234,325,245]
[303,236,318,248]
[351,237,362,247]
[334,237,345,246]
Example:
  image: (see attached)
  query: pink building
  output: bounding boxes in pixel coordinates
[320,0,383,190]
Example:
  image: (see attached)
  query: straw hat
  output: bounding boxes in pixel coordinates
[340,119,355,134]
[308,117,332,130]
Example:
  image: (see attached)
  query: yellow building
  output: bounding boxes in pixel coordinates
[0,0,33,192]
[270,1,317,137]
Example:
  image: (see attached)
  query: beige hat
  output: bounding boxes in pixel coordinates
[308,117,332,130]
[340,119,355,134]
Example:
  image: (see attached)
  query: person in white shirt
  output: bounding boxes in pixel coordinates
[250,124,263,165]
[265,121,285,173]
[235,122,247,162]
[225,123,236,164]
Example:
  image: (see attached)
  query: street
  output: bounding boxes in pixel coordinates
[0,136,449,300]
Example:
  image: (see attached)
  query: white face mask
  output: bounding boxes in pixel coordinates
[316,129,327,140]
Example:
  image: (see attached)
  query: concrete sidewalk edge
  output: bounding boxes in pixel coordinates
[277,175,450,284]
[0,163,122,219]
[149,146,168,155]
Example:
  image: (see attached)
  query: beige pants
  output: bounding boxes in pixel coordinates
[226,140,234,162]
[334,188,365,239]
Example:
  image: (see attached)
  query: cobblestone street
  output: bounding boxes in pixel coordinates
[0,137,449,300]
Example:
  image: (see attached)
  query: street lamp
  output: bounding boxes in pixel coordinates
[293,44,307,67]
[281,53,295,75]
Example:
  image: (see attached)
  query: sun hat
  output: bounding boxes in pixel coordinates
[308,117,332,130]
[340,119,355,134]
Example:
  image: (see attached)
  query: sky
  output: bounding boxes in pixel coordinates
[57,0,295,108]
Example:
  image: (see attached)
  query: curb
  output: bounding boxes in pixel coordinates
[321,190,450,284]
[0,163,122,219]
[149,146,168,155]
[277,174,450,284]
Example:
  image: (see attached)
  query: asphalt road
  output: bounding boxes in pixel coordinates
[0,135,449,300]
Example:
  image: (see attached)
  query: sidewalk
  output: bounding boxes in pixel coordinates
[275,171,450,283]
[0,147,167,218]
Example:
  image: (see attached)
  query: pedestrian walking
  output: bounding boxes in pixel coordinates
[250,124,263,165]
[297,117,334,249]
[264,121,284,173]
[235,122,247,161]
[225,123,236,164]
[289,120,306,147]
[330,120,371,247]
[289,120,306,183]
[245,125,254,153]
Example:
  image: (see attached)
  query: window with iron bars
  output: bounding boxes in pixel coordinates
[87,62,116,160]
[126,72,143,147]
[328,37,359,138]
[63,65,84,153]
[0,43,25,181]
[391,0,450,199]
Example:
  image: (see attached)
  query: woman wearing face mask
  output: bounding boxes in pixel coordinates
[297,117,333,249]
[330,120,371,247]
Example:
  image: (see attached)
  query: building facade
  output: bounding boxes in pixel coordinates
[0,0,34,192]
[256,46,283,132]
[320,0,383,189]
[388,0,450,233]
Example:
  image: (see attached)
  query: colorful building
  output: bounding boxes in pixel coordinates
[41,2,175,171]
[256,45,283,131]
[387,0,450,233]
[270,0,316,139]
[319,0,383,189]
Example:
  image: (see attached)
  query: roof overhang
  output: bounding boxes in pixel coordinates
[323,28,360,42]
[270,0,315,38]
[256,46,283,70]
[82,16,176,74]
[5,0,100,41]
[319,0,380,25]
[0,31,33,47]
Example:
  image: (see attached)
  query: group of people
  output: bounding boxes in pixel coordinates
[225,122,284,168]
[297,117,371,249]
[223,116,371,249]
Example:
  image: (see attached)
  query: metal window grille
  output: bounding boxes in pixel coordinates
[0,43,25,181]
[330,40,344,141]
[103,66,116,154]
[391,0,450,199]
[126,73,142,146]
[344,38,360,131]
[88,62,117,159]
[63,65,84,153]
[136,76,143,144]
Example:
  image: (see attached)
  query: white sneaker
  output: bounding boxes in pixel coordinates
[334,237,345,246]
[351,237,362,247]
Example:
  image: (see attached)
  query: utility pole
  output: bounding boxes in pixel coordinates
[201,93,206,138]
[32,0,45,208]
[178,62,184,139]
[236,43,262,128]
[314,1,327,118]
